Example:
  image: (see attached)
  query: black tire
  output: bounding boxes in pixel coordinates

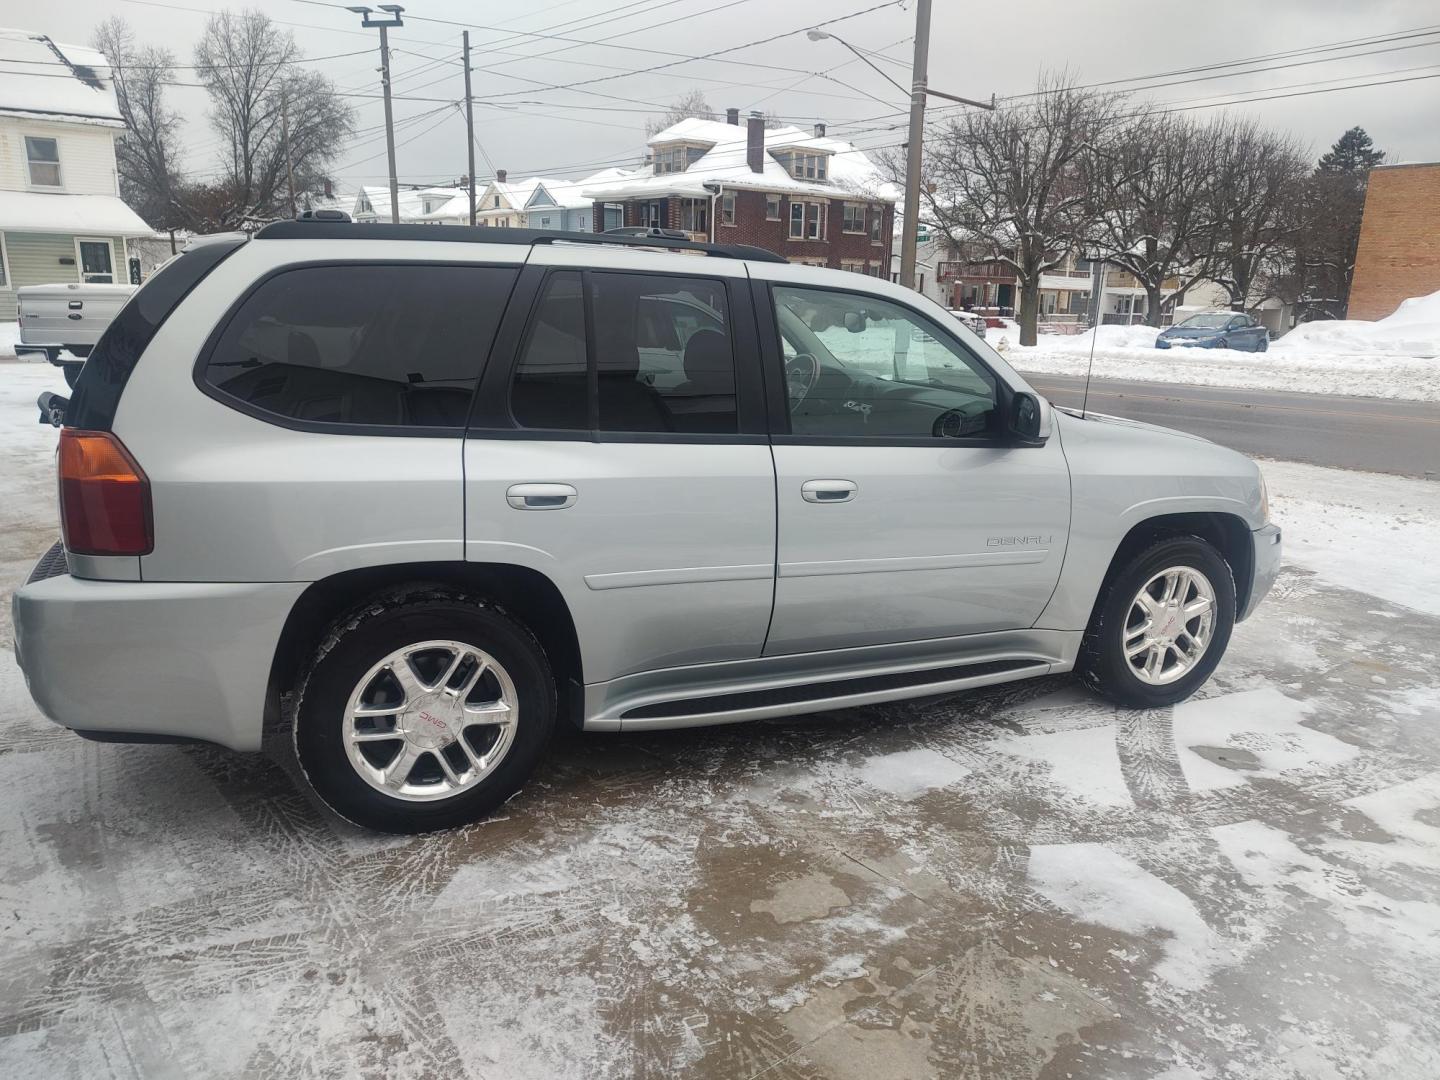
[294,587,555,833]
[62,362,84,388]
[1257,337,1269,353]
[1077,535,1236,709]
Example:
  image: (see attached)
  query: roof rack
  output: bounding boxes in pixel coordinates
[252,220,788,264]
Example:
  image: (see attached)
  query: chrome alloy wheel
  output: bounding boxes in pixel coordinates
[1122,566,1217,686]
[341,640,517,802]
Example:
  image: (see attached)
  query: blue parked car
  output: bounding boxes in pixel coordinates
[1156,312,1269,352]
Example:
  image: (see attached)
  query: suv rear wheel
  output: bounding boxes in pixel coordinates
[1079,536,1235,708]
[294,589,555,833]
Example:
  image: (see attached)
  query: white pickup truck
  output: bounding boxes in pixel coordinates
[16,282,136,386]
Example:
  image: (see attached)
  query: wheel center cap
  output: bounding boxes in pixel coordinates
[403,694,456,749]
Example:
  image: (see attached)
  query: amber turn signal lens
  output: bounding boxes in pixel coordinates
[57,430,153,556]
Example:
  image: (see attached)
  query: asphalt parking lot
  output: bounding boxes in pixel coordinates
[3,363,1439,1079]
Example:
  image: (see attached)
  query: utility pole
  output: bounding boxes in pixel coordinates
[281,86,297,219]
[349,6,405,223]
[463,30,476,227]
[896,0,995,291]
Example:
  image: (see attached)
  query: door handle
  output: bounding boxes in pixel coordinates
[506,483,577,510]
[801,479,857,504]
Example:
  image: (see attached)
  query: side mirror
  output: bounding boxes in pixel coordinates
[843,311,867,333]
[1007,391,1046,446]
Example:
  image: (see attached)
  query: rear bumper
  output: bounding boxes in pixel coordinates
[1240,523,1283,621]
[14,344,61,364]
[12,565,305,751]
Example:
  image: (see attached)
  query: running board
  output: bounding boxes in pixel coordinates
[613,657,1049,731]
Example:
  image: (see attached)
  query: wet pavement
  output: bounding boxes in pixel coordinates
[3,554,1440,1078]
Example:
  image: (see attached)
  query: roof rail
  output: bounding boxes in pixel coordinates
[252,220,788,263]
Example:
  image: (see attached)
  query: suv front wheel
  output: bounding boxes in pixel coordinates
[1079,536,1236,708]
[294,589,556,833]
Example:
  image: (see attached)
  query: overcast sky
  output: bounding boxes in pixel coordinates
[32,0,1440,193]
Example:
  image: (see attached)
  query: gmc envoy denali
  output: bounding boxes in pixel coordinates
[12,223,1281,832]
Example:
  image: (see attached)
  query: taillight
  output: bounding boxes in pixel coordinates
[57,430,153,556]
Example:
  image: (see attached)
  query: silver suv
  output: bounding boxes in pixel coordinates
[12,223,1281,833]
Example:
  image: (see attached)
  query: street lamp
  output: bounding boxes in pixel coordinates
[808,1,994,292]
[348,6,405,224]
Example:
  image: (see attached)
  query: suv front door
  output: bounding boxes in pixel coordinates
[464,250,775,685]
[759,280,1071,655]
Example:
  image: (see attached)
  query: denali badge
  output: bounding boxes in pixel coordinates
[987,535,1052,547]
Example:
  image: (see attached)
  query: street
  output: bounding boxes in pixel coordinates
[1021,372,1440,479]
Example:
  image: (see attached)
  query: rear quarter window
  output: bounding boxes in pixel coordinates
[199,263,519,432]
[66,238,244,431]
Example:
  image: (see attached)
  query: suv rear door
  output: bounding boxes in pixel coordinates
[463,246,775,685]
[755,274,1071,655]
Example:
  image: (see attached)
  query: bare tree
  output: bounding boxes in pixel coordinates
[921,78,1121,346]
[646,89,717,136]
[194,9,353,226]
[1087,111,1213,327]
[93,18,185,229]
[1193,117,1309,311]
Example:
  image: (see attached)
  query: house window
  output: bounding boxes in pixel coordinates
[869,207,883,243]
[766,194,781,221]
[493,195,501,208]
[789,202,825,240]
[843,204,865,234]
[841,259,865,274]
[806,202,824,240]
[540,215,552,228]
[25,136,61,187]
[721,191,735,227]
[780,151,828,181]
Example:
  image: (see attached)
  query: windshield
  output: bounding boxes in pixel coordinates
[1178,314,1232,329]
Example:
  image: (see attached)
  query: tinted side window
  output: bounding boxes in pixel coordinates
[592,273,736,434]
[510,271,588,431]
[507,271,738,436]
[202,264,516,429]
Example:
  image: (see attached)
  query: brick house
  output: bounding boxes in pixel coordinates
[583,110,897,274]
[1347,161,1440,320]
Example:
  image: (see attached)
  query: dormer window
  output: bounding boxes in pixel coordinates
[651,144,707,175]
[778,151,828,182]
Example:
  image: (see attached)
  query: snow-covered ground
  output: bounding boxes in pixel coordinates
[3,357,1440,1077]
[997,288,1440,402]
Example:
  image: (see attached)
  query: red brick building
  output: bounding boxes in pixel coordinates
[1348,162,1440,320]
[584,111,897,274]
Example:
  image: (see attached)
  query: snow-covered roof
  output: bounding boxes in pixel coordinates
[0,190,151,234]
[584,119,899,204]
[0,28,123,125]
[353,185,463,221]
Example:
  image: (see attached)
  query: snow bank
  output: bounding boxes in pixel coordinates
[1009,343,1440,401]
[998,288,1440,401]
[1271,288,1440,358]
[0,323,17,360]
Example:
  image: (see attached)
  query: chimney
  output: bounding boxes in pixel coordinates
[495,169,507,184]
[746,111,765,174]
[725,107,740,126]
[814,122,826,138]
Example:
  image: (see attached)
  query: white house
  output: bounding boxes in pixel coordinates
[0,28,153,319]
